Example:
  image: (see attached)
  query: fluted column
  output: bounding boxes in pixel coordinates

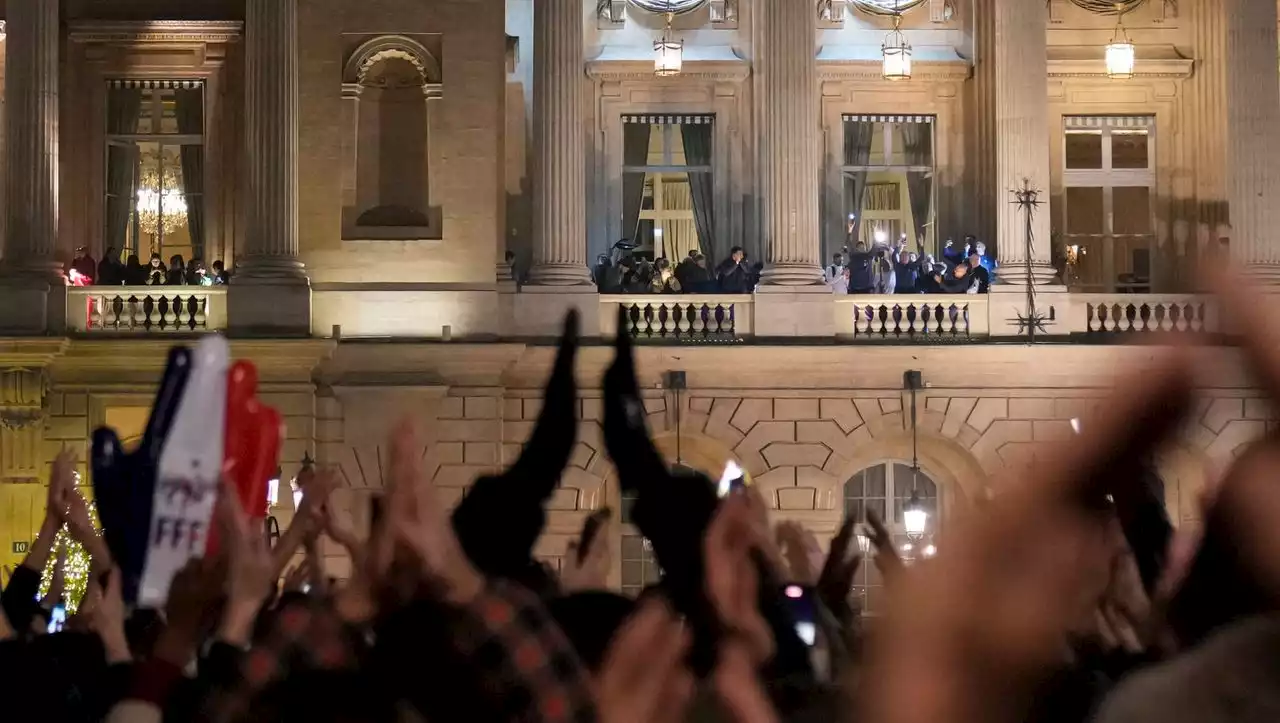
[756,0,824,286]
[1225,0,1280,282]
[992,0,1055,285]
[239,0,306,281]
[2,0,60,279]
[527,0,592,286]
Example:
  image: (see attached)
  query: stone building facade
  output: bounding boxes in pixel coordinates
[0,0,1277,596]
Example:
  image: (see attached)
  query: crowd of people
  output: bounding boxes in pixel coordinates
[596,246,762,295]
[70,247,230,287]
[824,234,996,296]
[9,274,1280,723]
[589,233,997,296]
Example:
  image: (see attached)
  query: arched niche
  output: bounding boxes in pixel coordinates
[340,35,443,241]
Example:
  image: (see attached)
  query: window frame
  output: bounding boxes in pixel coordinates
[103,81,207,264]
[1060,117,1157,293]
[840,115,937,253]
[621,116,714,259]
[619,488,662,597]
[842,461,941,616]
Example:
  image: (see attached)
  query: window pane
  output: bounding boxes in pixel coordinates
[866,465,886,497]
[621,534,645,560]
[107,88,145,134]
[1111,131,1149,170]
[622,561,643,589]
[1065,131,1103,170]
[1112,186,1152,234]
[620,494,638,524]
[843,120,877,166]
[847,470,865,497]
[1066,187,1105,234]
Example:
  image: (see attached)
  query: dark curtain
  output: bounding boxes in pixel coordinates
[174,88,205,261]
[901,122,934,251]
[680,122,716,260]
[106,88,143,260]
[621,122,652,246]
[842,119,875,244]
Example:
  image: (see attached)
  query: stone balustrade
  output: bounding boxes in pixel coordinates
[1071,294,1219,334]
[67,286,228,333]
[599,295,753,342]
[836,295,988,340]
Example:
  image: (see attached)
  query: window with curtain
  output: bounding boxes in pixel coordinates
[105,80,205,267]
[1060,116,1156,293]
[843,462,939,615]
[621,115,715,262]
[841,115,935,255]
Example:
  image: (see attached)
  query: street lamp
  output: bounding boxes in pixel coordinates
[654,7,683,77]
[904,490,928,539]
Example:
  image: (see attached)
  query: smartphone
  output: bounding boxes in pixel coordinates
[783,584,818,646]
[716,460,747,498]
[1070,417,1082,435]
[48,602,66,634]
[577,507,612,563]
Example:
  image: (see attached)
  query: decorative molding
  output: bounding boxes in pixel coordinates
[819,0,849,28]
[68,20,244,45]
[817,59,972,82]
[343,35,442,86]
[710,0,738,26]
[929,0,952,23]
[598,0,627,26]
[586,59,751,82]
[1046,46,1193,78]
[0,370,48,431]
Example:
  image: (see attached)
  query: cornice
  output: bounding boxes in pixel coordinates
[587,59,751,83]
[0,338,72,368]
[1046,57,1194,79]
[817,59,972,82]
[69,20,244,45]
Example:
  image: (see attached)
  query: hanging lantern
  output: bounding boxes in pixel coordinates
[881,14,912,81]
[654,12,683,77]
[903,489,928,539]
[1105,3,1135,79]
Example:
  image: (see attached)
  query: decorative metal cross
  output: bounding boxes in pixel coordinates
[1007,179,1054,341]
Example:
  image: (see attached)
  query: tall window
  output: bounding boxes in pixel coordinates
[843,462,939,615]
[621,115,714,261]
[105,81,205,267]
[1061,116,1155,293]
[620,488,661,597]
[842,115,935,254]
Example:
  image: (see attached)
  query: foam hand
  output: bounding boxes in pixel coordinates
[452,311,579,587]
[207,360,282,557]
[137,336,231,607]
[92,345,193,605]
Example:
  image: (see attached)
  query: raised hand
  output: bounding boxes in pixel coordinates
[215,477,275,646]
[861,351,1193,723]
[775,521,823,586]
[865,507,904,581]
[816,517,864,627]
[595,596,695,723]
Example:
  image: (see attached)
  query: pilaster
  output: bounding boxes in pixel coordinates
[1225,0,1280,283]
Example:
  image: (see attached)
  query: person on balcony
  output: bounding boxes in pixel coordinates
[967,250,991,294]
[145,253,167,285]
[70,247,96,285]
[210,260,229,285]
[716,247,750,294]
[122,254,146,285]
[891,245,920,295]
[870,248,896,295]
[829,265,851,295]
[684,254,715,293]
[847,241,874,295]
[166,255,187,286]
[96,247,123,286]
[825,253,846,286]
[650,258,682,294]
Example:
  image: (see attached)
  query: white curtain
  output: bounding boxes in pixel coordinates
[661,181,699,261]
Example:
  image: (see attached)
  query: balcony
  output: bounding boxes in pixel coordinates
[67,286,227,334]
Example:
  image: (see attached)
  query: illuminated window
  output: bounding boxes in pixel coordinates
[105,80,205,266]
[843,462,939,615]
[1060,116,1156,293]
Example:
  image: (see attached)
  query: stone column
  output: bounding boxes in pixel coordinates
[229,0,312,335]
[0,0,66,334]
[1225,0,1280,282]
[755,0,824,286]
[992,0,1056,285]
[1,0,59,277]
[526,0,592,286]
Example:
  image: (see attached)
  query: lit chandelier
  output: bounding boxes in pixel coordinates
[135,155,188,236]
[1105,2,1135,79]
[881,5,912,81]
[654,5,683,76]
